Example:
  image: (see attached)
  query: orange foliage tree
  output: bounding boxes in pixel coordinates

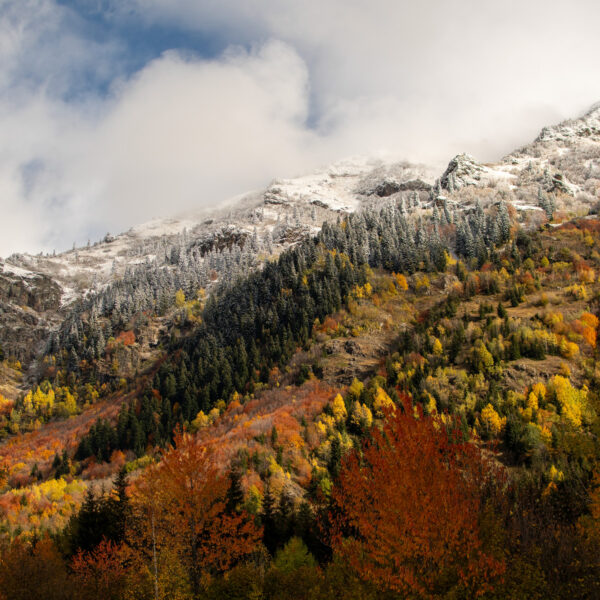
[329,405,505,598]
[134,431,261,596]
[115,330,136,346]
[0,457,7,488]
[575,312,599,349]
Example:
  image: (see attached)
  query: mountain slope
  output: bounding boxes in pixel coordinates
[2,103,600,598]
[2,102,600,379]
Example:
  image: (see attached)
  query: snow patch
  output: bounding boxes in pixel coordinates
[1,262,37,279]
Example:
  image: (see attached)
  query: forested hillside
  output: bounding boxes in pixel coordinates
[2,105,600,599]
[2,204,600,598]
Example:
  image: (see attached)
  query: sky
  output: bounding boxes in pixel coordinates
[1,0,600,257]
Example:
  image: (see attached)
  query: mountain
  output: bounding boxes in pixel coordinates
[0,157,422,370]
[2,103,600,599]
[3,103,600,380]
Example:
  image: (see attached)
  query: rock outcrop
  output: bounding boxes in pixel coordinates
[440,153,485,191]
[0,268,62,365]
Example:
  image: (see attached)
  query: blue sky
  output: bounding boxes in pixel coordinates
[1,0,600,256]
[54,1,227,86]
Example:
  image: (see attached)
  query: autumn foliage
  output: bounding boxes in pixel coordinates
[0,536,71,600]
[132,431,261,595]
[71,540,131,600]
[330,404,505,598]
[114,330,136,347]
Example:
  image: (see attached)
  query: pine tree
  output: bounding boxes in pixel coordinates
[328,436,342,479]
[276,490,294,547]
[262,485,278,555]
[498,201,511,243]
[107,468,130,544]
[225,468,244,514]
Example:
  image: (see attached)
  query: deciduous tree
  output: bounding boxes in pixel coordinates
[330,405,505,598]
[135,431,261,596]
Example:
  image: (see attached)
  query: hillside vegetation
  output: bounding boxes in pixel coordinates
[1,195,600,598]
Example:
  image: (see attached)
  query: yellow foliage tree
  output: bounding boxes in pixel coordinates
[444,251,457,267]
[191,411,210,430]
[548,465,564,482]
[480,404,506,437]
[549,375,589,428]
[347,378,364,400]
[175,289,186,307]
[414,274,431,294]
[332,394,347,423]
[394,273,408,291]
[531,382,546,401]
[373,386,394,417]
[472,341,494,373]
[350,401,373,429]
[566,284,587,300]
[423,393,437,415]
[527,392,539,413]
[560,338,579,360]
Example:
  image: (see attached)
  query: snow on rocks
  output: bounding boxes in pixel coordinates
[536,103,600,144]
[440,153,485,190]
[1,261,38,279]
[262,156,378,212]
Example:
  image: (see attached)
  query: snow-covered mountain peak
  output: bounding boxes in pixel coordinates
[3,102,600,369]
[261,156,438,211]
[3,99,600,325]
[536,102,600,143]
[262,156,379,211]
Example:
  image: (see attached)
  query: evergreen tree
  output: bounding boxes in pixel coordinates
[262,485,278,555]
[498,201,511,243]
[225,468,244,514]
[106,467,130,544]
[328,436,342,479]
[276,490,295,546]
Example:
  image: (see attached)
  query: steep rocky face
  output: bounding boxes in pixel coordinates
[366,178,432,197]
[504,103,600,213]
[0,266,63,366]
[0,269,61,312]
[355,161,436,198]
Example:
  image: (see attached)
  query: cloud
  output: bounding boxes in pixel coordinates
[128,0,600,151]
[1,0,600,256]
[81,40,318,227]
[0,35,320,255]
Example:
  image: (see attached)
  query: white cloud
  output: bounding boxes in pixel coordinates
[0,34,323,255]
[82,40,318,227]
[1,0,600,256]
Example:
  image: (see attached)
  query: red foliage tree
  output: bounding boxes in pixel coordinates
[71,539,131,600]
[115,330,135,346]
[329,405,505,598]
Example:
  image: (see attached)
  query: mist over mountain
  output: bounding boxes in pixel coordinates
[2,0,600,256]
[2,100,599,343]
